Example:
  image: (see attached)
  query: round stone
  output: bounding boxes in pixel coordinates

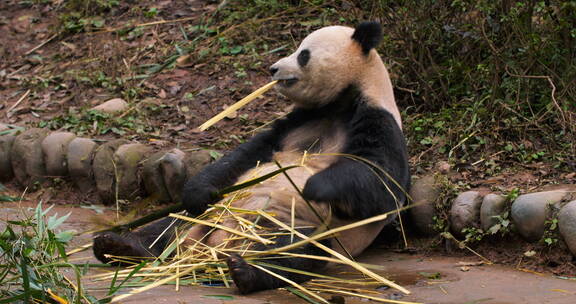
[0,132,17,181]
[558,200,576,256]
[91,98,129,114]
[511,190,570,242]
[159,149,187,202]
[114,143,153,201]
[41,132,76,177]
[408,175,441,236]
[480,194,507,231]
[67,138,98,192]
[450,191,483,237]
[92,139,130,205]
[142,151,172,204]
[10,128,49,189]
[435,161,451,174]
[184,149,212,177]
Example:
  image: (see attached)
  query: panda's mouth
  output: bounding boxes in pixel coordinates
[277,78,299,88]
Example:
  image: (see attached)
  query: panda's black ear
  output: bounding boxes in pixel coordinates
[351,22,382,55]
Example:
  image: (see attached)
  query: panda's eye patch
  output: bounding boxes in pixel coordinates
[297,49,310,67]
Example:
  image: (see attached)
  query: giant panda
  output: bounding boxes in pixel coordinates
[93,21,410,294]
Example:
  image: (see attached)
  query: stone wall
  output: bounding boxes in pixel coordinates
[0,125,212,205]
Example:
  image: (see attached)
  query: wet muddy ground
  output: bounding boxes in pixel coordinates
[2,201,575,304]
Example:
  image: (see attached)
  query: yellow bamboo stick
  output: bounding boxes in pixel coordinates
[111,266,199,303]
[210,248,230,288]
[198,80,278,131]
[251,264,329,304]
[169,213,274,245]
[256,210,411,295]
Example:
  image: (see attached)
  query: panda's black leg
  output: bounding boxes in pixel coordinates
[226,228,330,294]
[93,217,183,265]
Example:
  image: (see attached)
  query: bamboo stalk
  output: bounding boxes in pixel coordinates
[251,264,329,304]
[256,210,411,295]
[254,206,414,258]
[111,266,199,302]
[169,213,274,245]
[7,89,31,112]
[198,80,277,131]
[210,248,230,288]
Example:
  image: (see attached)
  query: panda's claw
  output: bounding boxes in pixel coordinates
[226,253,263,294]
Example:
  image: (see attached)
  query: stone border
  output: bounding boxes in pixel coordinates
[0,126,213,205]
[408,170,576,256]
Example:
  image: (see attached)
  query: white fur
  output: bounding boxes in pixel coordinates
[270,26,402,128]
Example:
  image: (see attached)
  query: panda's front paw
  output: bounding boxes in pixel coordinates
[302,173,339,203]
[182,180,220,216]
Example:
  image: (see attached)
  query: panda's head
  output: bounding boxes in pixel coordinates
[270,22,385,108]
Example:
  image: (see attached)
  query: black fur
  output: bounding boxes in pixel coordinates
[182,123,288,215]
[302,98,410,219]
[297,49,310,67]
[227,228,330,294]
[93,217,183,265]
[351,21,383,55]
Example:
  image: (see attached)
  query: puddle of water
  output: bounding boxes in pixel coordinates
[386,271,423,286]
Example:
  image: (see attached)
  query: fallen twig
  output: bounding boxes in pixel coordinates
[25,33,59,55]
[7,89,31,113]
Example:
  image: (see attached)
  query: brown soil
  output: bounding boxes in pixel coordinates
[0,0,284,150]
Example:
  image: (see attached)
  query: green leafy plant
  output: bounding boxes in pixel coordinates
[144,7,159,18]
[462,227,485,244]
[38,108,155,137]
[218,37,243,56]
[542,218,560,246]
[432,215,448,232]
[0,202,147,303]
[487,211,512,236]
[432,175,462,233]
[0,203,85,303]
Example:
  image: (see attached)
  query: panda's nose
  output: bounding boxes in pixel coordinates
[269,66,278,76]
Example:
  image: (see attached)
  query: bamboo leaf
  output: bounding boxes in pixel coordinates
[286,287,323,304]
[202,295,235,300]
[217,165,299,195]
[108,262,147,295]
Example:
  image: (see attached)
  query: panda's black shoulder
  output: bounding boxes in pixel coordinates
[351,98,407,151]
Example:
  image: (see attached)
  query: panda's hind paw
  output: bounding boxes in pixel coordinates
[92,232,154,265]
[226,254,257,294]
[226,253,268,294]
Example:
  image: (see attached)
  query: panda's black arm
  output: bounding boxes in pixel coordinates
[182,109,312,215]
[302,102,410,219]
